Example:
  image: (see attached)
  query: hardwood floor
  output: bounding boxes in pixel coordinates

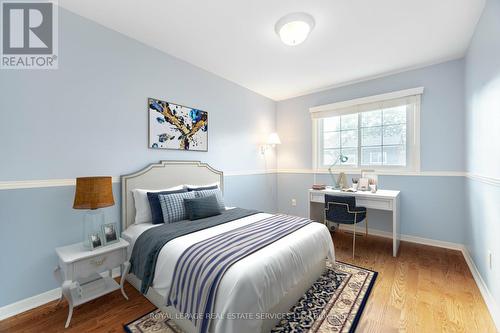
[0,281,155,333]
[0,232,496,333]
[333,231,496,333]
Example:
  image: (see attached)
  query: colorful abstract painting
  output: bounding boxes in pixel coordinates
[148,98,208,151]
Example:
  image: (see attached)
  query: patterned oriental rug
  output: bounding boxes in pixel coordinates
[124,261,377,333]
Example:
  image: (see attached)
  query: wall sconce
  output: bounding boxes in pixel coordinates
[260,132,281,154]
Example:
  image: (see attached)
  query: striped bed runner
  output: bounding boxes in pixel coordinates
[166,214,312,333]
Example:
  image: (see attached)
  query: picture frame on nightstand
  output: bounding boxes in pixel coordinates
[88,231,104,250]
[102,222,119,245]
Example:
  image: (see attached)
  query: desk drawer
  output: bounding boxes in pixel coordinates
[356,198,392,211]
[310,193,325,203]
[73,249,125,279]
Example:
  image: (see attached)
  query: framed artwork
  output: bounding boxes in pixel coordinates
[101,223,119,245]
[358,178,369,191]
[148,98,208,151]
[361,170,378,186]
[88,231,104,250]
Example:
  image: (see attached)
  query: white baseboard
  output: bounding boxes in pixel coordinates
[0,287,62,321]
[461,247,500,331]
[0,267,121,321]
[338,224,463,250]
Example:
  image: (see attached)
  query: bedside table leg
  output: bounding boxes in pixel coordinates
[53,266,64,306]
[56,293,64,305]
[120,261,131,300]
[62,281,73,328]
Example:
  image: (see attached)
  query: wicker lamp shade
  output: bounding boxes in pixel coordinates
[73,177,115,210]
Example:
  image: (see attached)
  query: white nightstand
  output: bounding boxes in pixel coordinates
[54,238,130,328]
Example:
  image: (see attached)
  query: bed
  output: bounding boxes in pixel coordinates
[121,160,335,333]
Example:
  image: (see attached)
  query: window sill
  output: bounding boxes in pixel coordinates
[314,167,421,175]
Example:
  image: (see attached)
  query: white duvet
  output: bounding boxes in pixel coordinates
[123,212,335,333]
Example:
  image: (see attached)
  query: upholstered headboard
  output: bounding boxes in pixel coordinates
[121,160,223,230]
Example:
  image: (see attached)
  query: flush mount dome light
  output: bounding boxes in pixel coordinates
[275,12,315,46]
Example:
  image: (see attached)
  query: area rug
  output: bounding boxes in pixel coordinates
[124,261,377,333]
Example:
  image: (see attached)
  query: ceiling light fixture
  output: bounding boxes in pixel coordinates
[275,12,315,46]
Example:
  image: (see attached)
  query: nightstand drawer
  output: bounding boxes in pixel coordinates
[73,249,125,278]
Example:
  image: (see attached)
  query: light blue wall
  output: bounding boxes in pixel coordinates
[0,185,121,307]
[0,9,277,306]
[276,60,467,243]
[225,174,277,213]
[464,0,500,312]
[277,59,465,171]
[0,9,277,181]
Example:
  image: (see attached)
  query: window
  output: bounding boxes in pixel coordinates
[311,88,422,171]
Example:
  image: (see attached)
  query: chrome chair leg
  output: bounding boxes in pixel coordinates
[365,214,368,237]
[352,219,356,258]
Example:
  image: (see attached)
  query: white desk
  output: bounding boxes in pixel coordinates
[308,189,401,257]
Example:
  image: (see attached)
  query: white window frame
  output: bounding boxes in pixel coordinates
[311,87,422,173]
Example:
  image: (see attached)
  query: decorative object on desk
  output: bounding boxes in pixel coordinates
[148,98,208,151]
[260,132,281,155]
[352,178,359,190]
[369,179,377,193]
[337,172,348,189]
[328,153,348,189]
[73,176,115,249]
[102,222,119,245]
[361,170,378,188]
[88,231,104,250]
[358,177,369,191]
[312,184,326,190]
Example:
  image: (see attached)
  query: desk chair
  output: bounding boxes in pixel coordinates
[324,194,368,258]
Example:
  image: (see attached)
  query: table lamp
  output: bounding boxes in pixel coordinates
[328,154,348,189]
[73,177,115,249]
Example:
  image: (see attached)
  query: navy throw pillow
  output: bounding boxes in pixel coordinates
[147,188,188,224]
[187,185,218,191]
[184,195,222,221]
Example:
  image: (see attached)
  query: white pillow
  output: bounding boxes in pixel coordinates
[132,185,184,224]
[185,182,220,191]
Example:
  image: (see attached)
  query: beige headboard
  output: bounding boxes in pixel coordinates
[121,160,223,230]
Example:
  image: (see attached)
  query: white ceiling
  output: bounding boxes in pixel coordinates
[59,0,485,101]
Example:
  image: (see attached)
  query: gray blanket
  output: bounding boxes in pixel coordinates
[129,208,259,293]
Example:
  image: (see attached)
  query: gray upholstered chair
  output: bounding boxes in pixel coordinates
[324,194,368,258]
